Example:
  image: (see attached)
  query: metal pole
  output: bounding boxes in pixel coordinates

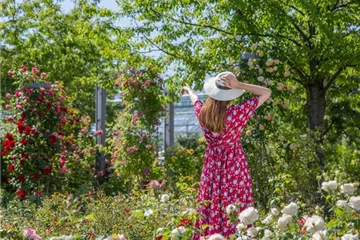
[95,86,106,183]
[164,102,174,152]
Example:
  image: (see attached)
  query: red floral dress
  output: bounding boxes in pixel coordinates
[192,96,260,240]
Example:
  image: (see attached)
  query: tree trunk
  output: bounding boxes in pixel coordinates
[305,82,326,168]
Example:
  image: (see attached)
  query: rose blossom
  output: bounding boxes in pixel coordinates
[208,234,225,240]
[41,72,47,79]
[6,93,11,99]
[5,105,11,110]
[95,130,104,136]
[23,228,41,239]
[160,194,170,202]
[238,207,258,225]
[282,202,299,216]
[340,183,357,196]
[341,234,359,240]
[58,167,69,173]
[32,67,39,74]
[225,204,237,215]
[304,215,325,234]
[321,180,338,192]
[277,214,292,231]
[348,196,360,211]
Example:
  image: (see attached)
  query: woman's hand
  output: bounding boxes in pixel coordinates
[220,73,242,89]
[181,84,191,95]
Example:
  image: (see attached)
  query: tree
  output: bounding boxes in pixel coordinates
[0,0,134,118]
[117,0,360,168]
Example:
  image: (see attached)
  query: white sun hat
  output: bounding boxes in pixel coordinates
[204,71,245,101]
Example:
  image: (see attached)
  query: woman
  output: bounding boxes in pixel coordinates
[181,72,271,239]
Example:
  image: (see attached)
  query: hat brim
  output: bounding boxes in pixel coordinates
[204,76,245,101]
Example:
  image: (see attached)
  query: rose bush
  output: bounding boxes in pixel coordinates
[1,179,358,239]
[1,67,95,199]
[105,66,166,192]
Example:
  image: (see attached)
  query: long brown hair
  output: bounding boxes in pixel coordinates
[198,97,231,133]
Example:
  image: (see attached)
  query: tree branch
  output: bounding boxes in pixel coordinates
[248,33,302,47]
[150,9,234,36]
[331,1,356,12]
[323,64,357,91]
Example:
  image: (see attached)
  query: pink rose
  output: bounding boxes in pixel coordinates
[97,170,104,177]
[60,115,67,123]
[80,128,87,134]
[58,167,69,173]
[112,130,119,137]
[60,156,66,166]
[60,95,66,102]
[144,80,151,86]
[5,105,11,110]
[35,190,42,197]
[23,228,37,239]
[95,130,104,136]
[40,87,46,93]
[32,67,39,74]
[41,72,47,79]
[28,88,34,94]
[7,70,13,77]
[34,75,39,79]
[105,159,109,164]
[22,66,27,72]
[146,144,152,150]
[6,93,11,99]
[48,89,53,96]
[16,104,23,110]
[7,116,14,121]
[15,91,20,98]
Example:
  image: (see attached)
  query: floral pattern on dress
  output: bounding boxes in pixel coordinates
[192,96,260,239]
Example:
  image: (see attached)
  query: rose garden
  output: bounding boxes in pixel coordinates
[0,1,359,240]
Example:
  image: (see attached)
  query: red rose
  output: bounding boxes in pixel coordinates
[5,133,14,140]
[32,67,39,74]
[38,96,44,102]
[30,128,37,135]
[16,189,26,199]
[89,191,94,196]
[21,153,29,159]
[43,166,52,175]
[49,135,57,144]
[6,178,11,183]
[22,66,27,72]
[125,209,130,213]
[33,172,41,180]
[17,120,25,134]
[20,160,25,166]
[46,103,52,109]
[20,138,28,145]
[25,126,32,135]
[88,233,95,239]
[8,164,15,173]
[8,70,13,77]
[18,174,26,182]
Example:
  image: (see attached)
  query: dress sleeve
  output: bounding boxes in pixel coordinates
[233,96,260,125]
[193,99,203,118]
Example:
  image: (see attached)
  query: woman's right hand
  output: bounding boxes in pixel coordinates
[181,84,191,95]
[220,73,242,89]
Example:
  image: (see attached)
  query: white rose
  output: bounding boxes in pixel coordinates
[263,229,274,240]
[270,208,279,216]
[160,194,170,202]
[311,231,328,240]
[257,76,264,82]
[234,66,241,72]
[348,196,360,211]
[236,223,246,232]
[284,71,290,77]
[144,209,153,217]
[248,61,254,67]
[282,202,299,216]
[258,41,265,47]
[304,215,325,234]
[236,236,251,240]
[273,66,278,71]
[277,214,292,232]
[247,226,257,237]
[235,35,241,41]
[239,207,258,225]
[336,200,348,208]
[171,227,186,240]
[226,204,237,215]
[209,233,225,240]
[261,214,273,225]
[258,68,263,73]
[341,183,357,195]
[322,181,338,192]
[341,234,359,240]
[156,228,164,234]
